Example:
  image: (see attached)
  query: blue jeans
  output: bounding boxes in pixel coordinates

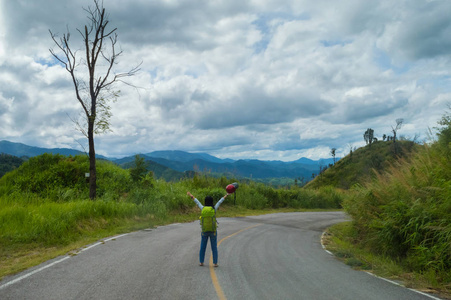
[199,231,218,264]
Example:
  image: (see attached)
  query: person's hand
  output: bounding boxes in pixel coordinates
[224,193,229,198]
[187,192,194,199]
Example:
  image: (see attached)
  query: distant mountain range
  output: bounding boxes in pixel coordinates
[0,140,109,159]
[0,140,86,157]
[0,140,336,180]
[145,150,235,164]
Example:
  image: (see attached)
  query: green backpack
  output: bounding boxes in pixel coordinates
[200,206,217,232]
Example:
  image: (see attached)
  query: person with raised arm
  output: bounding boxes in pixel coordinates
[187,191,229,267]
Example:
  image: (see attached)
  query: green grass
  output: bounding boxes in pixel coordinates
[303,110,451,296]
[342,143,451,275]
[324,222,451,299]
[311,111,451,298]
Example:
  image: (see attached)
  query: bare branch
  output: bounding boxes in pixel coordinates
[49,0,140,199]
[49,31,90,118]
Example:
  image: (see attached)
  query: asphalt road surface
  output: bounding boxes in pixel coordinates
[0,212,442,299]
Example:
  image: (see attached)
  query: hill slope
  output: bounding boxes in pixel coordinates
[305,140,419,189]
[338,112,451,287]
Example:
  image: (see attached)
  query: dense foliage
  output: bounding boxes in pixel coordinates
[0,153,24,178]
[343,113,451,281]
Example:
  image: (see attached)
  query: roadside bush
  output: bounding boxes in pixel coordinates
[0,155,133,202]
[276,186,343,209]
[240,189,269,209]
[0,154,87,200]
[343,143,451,275]
[0,200,139,245]
[96,160,132,199]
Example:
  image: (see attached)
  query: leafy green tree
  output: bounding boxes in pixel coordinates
[363,128,374,146]
[130,155,148,183]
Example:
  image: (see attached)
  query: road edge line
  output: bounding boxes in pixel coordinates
[320,231,443,300]
[0,233,129,290]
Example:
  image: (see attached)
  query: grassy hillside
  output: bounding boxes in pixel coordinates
[305,140,419,189]
[316,112,451,294]
[340,138,451,293]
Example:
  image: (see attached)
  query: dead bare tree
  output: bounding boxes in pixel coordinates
[391,118,404,155]
[49,0,140,199]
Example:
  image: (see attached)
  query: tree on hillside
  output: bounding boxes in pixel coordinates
[363,128,374,146]
[392,118,404,141]
[391,118,404,154]
[49,0,140,199]
[330,147,337,165]
[130,155,148,183]
[347,143,354,160]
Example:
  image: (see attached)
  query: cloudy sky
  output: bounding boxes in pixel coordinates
[1,0,450,161]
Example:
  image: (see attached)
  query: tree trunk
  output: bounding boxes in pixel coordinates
[393,130,398,155]
[88,120,96,199]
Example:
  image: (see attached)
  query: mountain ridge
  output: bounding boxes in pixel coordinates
[0,140,336,180]
[0,140,109,159]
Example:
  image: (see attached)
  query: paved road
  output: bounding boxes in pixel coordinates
[0,212,442,299]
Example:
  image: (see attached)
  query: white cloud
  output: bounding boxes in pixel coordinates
[1,0,451,161]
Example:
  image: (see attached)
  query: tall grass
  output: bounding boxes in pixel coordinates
[0,200,141,245]
[343,142,451,282]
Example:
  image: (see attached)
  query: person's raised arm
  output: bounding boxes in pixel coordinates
[215,193,229,210]
[188,191,203,210]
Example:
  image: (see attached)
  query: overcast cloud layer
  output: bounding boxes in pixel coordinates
[1,0,450,161]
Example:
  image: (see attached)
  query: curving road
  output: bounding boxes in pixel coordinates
[0,212,442,299]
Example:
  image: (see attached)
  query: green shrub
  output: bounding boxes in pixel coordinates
[0,200,140,245]
[343,142,451,275]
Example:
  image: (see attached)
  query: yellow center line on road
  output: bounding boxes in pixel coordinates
[209,224,262,300]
